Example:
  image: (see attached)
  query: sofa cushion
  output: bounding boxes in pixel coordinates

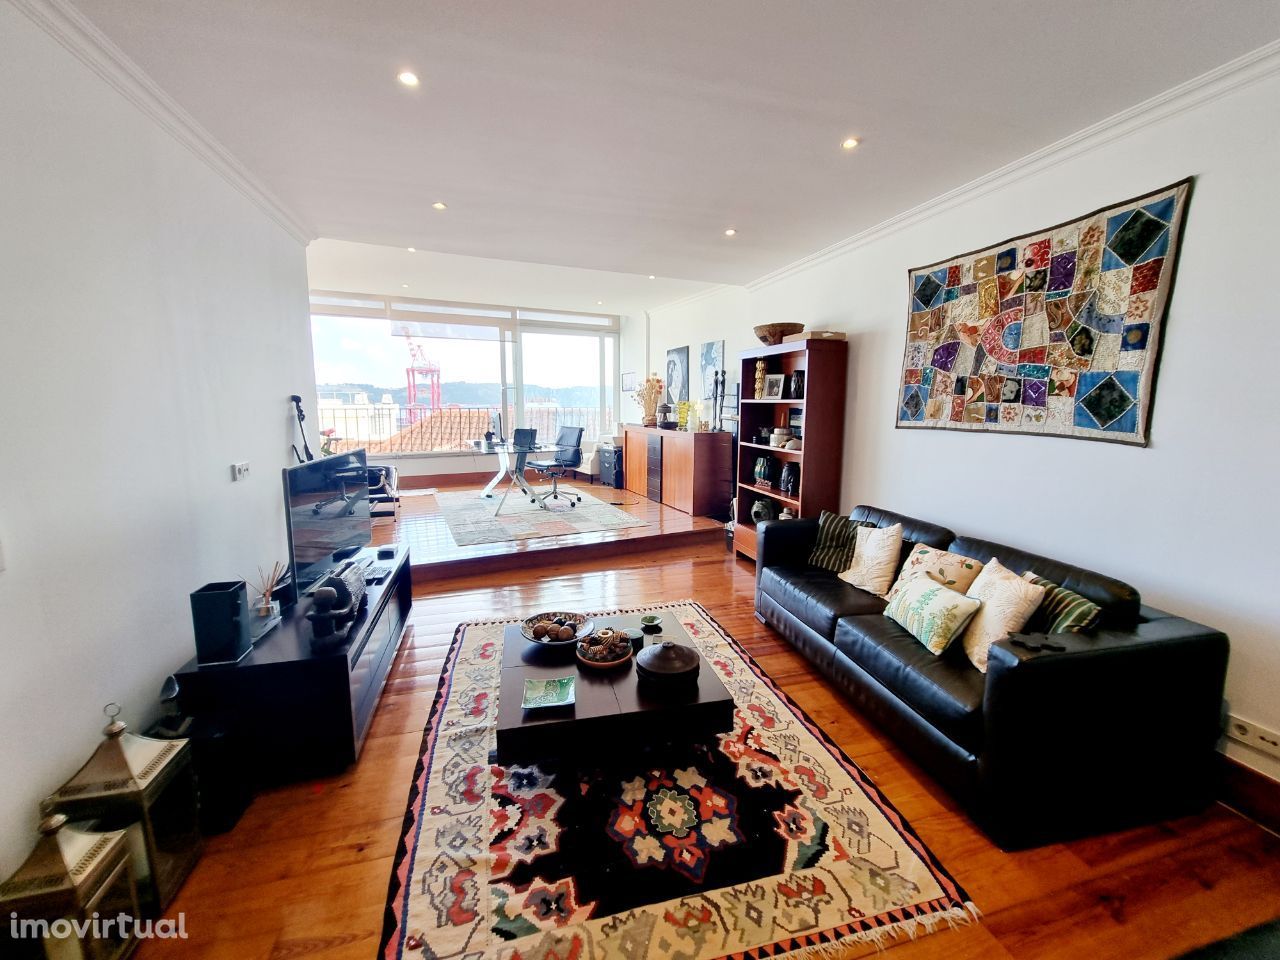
[834,614,987,751]
[948,535,1140,628]
[883,575,982,654]
[758,566,886,639]
[962,558,1047,673]
[1023,572,1103,634]
[888,544,985,600]
[809,511,874,573]
[838,523,903,596]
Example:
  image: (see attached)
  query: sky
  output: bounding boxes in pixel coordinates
[311,316,604,388]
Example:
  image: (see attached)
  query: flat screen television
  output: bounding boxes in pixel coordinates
[283,450,371,590]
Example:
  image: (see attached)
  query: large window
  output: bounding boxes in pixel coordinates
[309,292,618,454]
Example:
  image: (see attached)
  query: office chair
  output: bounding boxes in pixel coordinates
[367,465,400,523]
[495,427,537,516]
[528,426,584,508]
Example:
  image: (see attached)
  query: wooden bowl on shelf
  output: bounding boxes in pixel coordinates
[753,323,805,345]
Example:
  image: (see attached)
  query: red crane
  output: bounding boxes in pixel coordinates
[404,339,441,423]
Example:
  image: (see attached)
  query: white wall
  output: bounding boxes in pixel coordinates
[0,3,315,874]
[633,62,1280,780]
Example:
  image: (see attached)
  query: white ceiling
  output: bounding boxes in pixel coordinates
[71,0,1280,285]
[307,239,718,317]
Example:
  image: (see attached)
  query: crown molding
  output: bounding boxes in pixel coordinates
[651,282,744,314]
[746,38,1280,293]
[10,0,315,245]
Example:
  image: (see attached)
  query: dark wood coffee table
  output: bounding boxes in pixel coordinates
[494,613,736,766]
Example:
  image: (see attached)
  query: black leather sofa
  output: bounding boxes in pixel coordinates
[755,505,1229,849]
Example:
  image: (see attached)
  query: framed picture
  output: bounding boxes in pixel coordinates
[665,346,690,405]
[621,371,638,392]
[699,340,725,400]
[763,374,785,399]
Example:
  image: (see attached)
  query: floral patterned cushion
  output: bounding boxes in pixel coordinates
[884,575,983,655]
[887,545,984,601]
[962,559,1047,673]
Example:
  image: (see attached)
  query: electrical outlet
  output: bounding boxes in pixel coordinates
[1226,715,1280,760]
[231,462,250,482]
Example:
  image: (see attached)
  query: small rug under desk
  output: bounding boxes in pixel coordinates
[379,601,975,960]
[432,485,648,546]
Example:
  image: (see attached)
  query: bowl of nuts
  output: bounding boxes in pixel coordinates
[576,627,633,669]
[521,611,595,645]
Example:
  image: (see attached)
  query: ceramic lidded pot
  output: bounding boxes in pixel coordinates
[750,498,776,524]
[636,640,700,682]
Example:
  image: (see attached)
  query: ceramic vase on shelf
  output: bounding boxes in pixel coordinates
[750,498,776,524]
[753,455,775,486]
[787,370,806,400]
[778,462,800,496]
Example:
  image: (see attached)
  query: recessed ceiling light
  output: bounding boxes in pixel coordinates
[841,136,860,151]
[648,275,656,280]
[397,71,420,87]
[432,201,448,211]
[724,228,737,237]
[407,247,416,252]
[401,283,409,288]
[596,300,604,305]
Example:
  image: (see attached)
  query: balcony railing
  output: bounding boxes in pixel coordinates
[317,404,613,455]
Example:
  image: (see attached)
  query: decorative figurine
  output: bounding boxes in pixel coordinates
[750,498,776,524]
[754,359,766,399]
[787,369,806,400]
[634,373,664,427]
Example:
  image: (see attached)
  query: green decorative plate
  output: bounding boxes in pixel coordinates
[521,676,576,709]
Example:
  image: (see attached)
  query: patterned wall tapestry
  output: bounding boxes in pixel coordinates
[896,178,1191,445]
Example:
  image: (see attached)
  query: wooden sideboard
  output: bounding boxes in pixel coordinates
[622,425,732,516]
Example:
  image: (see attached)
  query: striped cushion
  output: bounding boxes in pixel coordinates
[808,511,874,573]
[1022,572,1103,634]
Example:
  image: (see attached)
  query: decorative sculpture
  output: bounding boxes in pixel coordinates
[634,373,664,427]
[754,360,766,400]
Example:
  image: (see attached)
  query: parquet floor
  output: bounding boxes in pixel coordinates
[141,542,1280,960]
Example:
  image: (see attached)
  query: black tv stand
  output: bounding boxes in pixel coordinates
[173,543,412,784]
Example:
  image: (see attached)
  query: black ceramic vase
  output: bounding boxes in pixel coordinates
[779,461,800,496]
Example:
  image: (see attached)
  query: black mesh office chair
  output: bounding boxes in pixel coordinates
[528,426,584,508]
[495,427,537,516]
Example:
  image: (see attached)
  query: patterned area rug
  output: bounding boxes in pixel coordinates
[380,602,975,959]
[433,487,647,546]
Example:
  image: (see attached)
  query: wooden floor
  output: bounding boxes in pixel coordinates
[372,479,724,579]
[142,544,1280,960]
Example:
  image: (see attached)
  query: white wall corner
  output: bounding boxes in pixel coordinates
[9,0,316,245]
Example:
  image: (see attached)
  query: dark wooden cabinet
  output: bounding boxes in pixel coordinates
[623,425,733,516]
[173,544,412,785]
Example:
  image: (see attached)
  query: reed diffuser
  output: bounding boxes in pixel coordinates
[248,562,286,617]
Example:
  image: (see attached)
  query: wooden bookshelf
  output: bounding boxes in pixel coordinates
[733,338,847,561]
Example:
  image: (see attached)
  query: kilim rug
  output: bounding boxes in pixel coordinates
[433,487,647,546]
[380,601,976,960]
